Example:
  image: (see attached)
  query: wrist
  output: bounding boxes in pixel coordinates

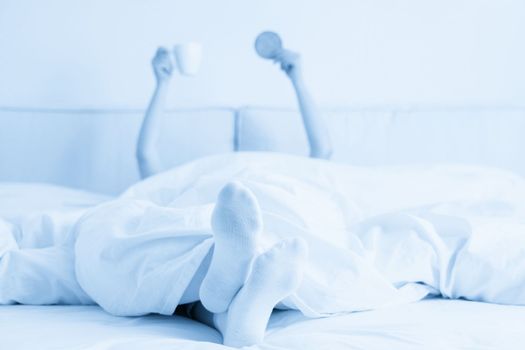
[156,80,170,90]
[291,75,305,89]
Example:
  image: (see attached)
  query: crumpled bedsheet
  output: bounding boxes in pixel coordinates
[2,152,525,319]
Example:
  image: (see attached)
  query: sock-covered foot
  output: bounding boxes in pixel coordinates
[199,181,263,313]
[220,237,308,348]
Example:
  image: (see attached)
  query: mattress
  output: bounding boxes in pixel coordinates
[2,299,524,349]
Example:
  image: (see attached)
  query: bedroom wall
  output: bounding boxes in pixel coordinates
[1,0,524,110]
[1,1,524,194]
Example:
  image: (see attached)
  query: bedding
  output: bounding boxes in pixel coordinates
[0,182,109,254]
[0,183,111,305]
[121,152,525,308]
[2,299,525,349]
[2,152,525,348]
[0,182,110,222]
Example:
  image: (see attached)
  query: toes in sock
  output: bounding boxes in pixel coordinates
[199,181,263,313]
[221,237,308,347]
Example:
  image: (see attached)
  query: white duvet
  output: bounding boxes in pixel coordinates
[1,152,525,319]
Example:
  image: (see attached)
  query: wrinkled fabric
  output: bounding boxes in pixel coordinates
[2,153,525,317]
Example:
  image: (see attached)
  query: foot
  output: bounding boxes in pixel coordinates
[199,181,263,313]
[220,238,308,347]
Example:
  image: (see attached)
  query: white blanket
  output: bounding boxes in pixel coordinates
[2,152,525,317]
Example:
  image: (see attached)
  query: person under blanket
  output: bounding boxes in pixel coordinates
[2,153,525,347]
[135,47,333,179]
[0,182,307,347]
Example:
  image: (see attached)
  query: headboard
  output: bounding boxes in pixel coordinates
[0,107,235,195]
[236,106,525,169]
[1,106,524,195]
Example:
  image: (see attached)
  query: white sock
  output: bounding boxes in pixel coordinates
[220,237,308,348]
[199,181,263,313]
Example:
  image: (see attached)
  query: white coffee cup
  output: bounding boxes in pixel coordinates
[173,42,203,76]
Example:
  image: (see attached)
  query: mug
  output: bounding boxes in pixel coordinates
[173,42,203,76]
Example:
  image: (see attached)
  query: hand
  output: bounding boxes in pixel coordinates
[274,49,303,83]
[152,47,174,84]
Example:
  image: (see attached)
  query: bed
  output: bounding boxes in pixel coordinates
[1,106,525,349]
[3,299,525,350]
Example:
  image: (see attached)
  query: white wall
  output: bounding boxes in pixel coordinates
[1,0,524,110]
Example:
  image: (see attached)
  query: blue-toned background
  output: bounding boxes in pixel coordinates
[1,0,524,109]
[0,0,524,195]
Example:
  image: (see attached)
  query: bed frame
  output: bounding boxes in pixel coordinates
[1,106,524,195]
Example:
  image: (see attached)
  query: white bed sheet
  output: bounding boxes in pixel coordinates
[0,183,110,222]
[3,160,525,349]
[2,299,524,349]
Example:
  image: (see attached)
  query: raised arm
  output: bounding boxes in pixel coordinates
[136,47,174,179]
[275,50,333,159]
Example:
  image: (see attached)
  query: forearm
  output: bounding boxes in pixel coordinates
[136,82,169,178]
[291,78,333,159]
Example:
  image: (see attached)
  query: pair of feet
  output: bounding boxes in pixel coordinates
[198,181,308,347]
